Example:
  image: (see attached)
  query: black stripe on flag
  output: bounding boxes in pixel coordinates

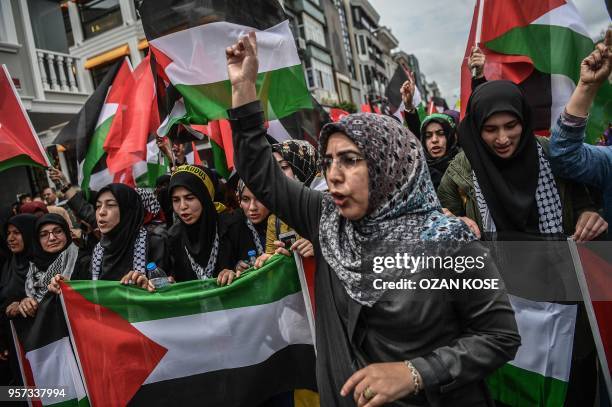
[139,0,288,41]
[127,344,317,407]
[12,295,69,353]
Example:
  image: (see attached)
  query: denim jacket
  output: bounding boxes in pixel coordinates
[549,117,612,225]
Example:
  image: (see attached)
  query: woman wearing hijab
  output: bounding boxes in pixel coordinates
[252,140,318,266]
[437,80,607,240]
[1,215,36,318]
[16,214,88,318]
[49,183,167,292]
[419,113,460,189]
[164,165,235,284]
[226,33,520,406]
[0,214,35,386]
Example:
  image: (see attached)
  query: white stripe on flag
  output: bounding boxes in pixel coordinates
[267,120,292,142]
[550,74,576,130]
[136,292,312,385]
[508,295,576,382]
[89,169,114,192]
[26,337,87,405]
[95,103,119,129]
[150,20,300,86]
[157,99,186,136]
[531,2,591,39]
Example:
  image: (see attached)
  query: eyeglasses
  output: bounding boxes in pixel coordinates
[319,154,365,174]
[424,129,446,138]
[39,228,65,240]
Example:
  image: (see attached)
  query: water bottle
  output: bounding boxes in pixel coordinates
[247,250,257,267]
[147,262,170,290]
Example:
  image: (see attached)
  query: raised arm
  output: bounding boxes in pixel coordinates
[549,30,612,188]
[227,32,323,241]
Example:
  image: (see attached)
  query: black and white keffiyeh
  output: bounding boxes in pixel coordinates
[26,243,79,302]
[185,231,219,280]
[474,143,563,234]
[91,227,148,280]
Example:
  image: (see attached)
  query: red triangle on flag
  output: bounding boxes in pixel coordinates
[61,283,167,406]
[0,65,50,171]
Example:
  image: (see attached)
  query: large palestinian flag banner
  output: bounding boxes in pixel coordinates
[461,0,611,142]
[59,255,317,406]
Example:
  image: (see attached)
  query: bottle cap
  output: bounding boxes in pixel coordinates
[146,262,157,272]
[247,250,256,257]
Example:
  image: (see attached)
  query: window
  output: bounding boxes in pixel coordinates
[302,13,326,47]
[27,0,72,52]
[358,36,366,55]
[78,0,122,39]
[307,59,334,92]
[0,1,18,44]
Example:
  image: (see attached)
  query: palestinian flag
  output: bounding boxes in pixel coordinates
[461,0,611,143]
[54,58,132,193]
[572,243,612,396]
[60,255,317,406]
[141,0,312,128]
[11,296,88,406]
[487,295,577,406]
[0,65,50,171]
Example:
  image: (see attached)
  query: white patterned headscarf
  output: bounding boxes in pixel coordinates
[318,113,475,306]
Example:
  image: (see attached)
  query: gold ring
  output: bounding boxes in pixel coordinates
[363,387,376,400]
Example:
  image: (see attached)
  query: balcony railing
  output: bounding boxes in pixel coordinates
[36,49,84,94]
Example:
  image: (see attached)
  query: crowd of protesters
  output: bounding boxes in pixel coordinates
[0,27,609,407]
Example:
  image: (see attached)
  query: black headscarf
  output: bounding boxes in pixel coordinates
[458,80,540,233]
[419,113,460,188]
[169,165,218,267]
[97,184,144,279]
[0,207,13,261]
[31,214,71,271]
[0,215,37,306]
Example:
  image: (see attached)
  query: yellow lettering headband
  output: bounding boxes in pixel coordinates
[173,165,215,202]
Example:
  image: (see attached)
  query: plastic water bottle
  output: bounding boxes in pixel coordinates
[247,250,257,267]
[147,262,170,290]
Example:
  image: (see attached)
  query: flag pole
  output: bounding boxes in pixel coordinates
[2,64,52,168]
[567,239,612,399]
[472,0,485,78]
[294,253,317,356]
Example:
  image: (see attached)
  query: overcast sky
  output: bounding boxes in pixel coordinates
[368,0,611,105]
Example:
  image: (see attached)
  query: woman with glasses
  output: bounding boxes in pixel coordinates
[17,214,88,318]
[419,114,460,189]
[226,33,520,406]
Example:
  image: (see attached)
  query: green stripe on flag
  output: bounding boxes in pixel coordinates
[210,139,230,179]
[175,64,312,124]
[66,255,301,323]
[0,154,46,173]
[136,162,169,188]
[486,24,593,83]
[81,116,113,192]
[48,396,90,407]
[486,24,611,144]
[487,363,568,407]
